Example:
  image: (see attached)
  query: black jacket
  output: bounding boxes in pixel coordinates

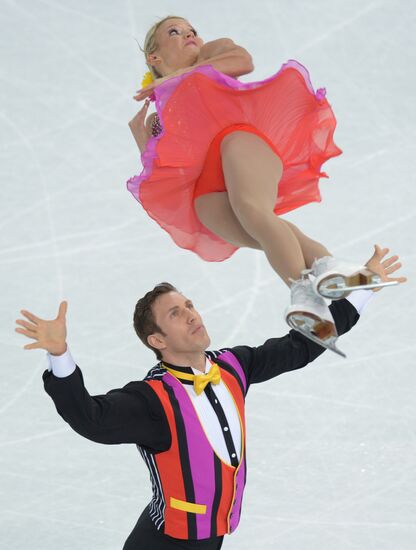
[43,299,359,452]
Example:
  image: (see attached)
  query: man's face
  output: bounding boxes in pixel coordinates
[149,291,210,358]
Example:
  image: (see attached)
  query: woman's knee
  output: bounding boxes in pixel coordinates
[228,186,277,219]
[194,193,260,249]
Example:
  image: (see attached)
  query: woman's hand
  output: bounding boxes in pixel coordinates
[133,38,252,103]
[133,76,171,102]
[15,301,68,355]
[128,99,152,153]
[133,67,198,102]
[365,244,407,291]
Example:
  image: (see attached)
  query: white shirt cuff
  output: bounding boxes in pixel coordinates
[345,289,374,315]
[47,347,76,378]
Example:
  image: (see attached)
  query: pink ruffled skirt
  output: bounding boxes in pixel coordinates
[127,60,342,261]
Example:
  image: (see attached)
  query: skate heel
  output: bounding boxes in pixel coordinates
[317,269,398,299]
[285,309,346,358]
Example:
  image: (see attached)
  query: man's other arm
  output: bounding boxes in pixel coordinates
[43,348,170,450]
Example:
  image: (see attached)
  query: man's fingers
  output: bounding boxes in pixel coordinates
[20,310,40,324]
[57,301,68,320]
[382,255,399,268]
[388,276,407,284]
[374,244,389,258]
[24,342,42,350]
[15,327,38,339]
[385,262,402,274]
[15,319,37,332]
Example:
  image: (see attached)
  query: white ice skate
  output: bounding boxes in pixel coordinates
[285,270,346,358]
[311,256,398,300]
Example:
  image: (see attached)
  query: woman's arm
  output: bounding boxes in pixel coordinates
[128,99,152,154]
[194,38,254,77]
[134,38,254,101]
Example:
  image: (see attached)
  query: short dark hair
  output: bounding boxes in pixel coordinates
[133,282,178,360]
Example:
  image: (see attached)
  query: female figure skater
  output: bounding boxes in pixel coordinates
[127,16,405,355]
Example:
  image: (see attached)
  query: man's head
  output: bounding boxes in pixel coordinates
[133,282,210,361]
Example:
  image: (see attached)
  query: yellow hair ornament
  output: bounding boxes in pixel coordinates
[141,71,154,88]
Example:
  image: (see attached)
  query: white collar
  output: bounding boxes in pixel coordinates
[190,357,212,375]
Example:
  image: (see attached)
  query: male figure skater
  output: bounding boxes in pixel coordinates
[15,245,405,549]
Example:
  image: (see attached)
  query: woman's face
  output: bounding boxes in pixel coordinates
[149,18,204,76]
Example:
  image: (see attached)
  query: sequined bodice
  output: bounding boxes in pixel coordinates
[151,114,163,137]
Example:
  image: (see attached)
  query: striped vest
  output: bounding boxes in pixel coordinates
[137,350,248,540]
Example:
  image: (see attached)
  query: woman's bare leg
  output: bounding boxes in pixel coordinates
[282,219,332,268]
[194,192,331,267]
[194,133,332,283]
[220,131,306,286]
[194,192,261,249]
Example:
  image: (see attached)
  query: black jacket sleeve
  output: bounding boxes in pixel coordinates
[42,366,171,452]
[229,298,360,387]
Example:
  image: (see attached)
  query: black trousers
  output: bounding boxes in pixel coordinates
[123,506,225,550]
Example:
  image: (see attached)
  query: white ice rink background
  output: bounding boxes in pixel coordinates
[1,0,415,548]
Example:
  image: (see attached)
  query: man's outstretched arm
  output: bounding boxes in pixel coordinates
[232,295,361,386]
[230,244,406,386]
[15,302,170,450]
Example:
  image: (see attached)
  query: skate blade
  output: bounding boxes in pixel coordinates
[318,270,397,299]
[324,281,399,298]
[286,313,346,358]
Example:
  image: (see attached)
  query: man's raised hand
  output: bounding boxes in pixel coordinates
[15,301,68,355]
[365,244,407,291]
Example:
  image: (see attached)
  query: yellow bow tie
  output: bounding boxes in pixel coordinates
[165,362,221,396]
[194,363,221,395]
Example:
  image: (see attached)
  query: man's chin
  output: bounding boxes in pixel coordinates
[199,329,211,346]
[193,333,211,351]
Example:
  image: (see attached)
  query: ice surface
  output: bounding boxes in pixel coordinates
[1,0,415,548]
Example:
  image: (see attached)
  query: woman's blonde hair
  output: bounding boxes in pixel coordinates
[141,15,188,79]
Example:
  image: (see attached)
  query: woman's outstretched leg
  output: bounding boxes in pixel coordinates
[194,193,331,266]
[194,193,332,270]
[194,131,332,282]
[220,131,306,286]
[282,219,332,268]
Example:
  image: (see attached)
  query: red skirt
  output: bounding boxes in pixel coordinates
[194,123,283,199]
[127,62,342,262]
